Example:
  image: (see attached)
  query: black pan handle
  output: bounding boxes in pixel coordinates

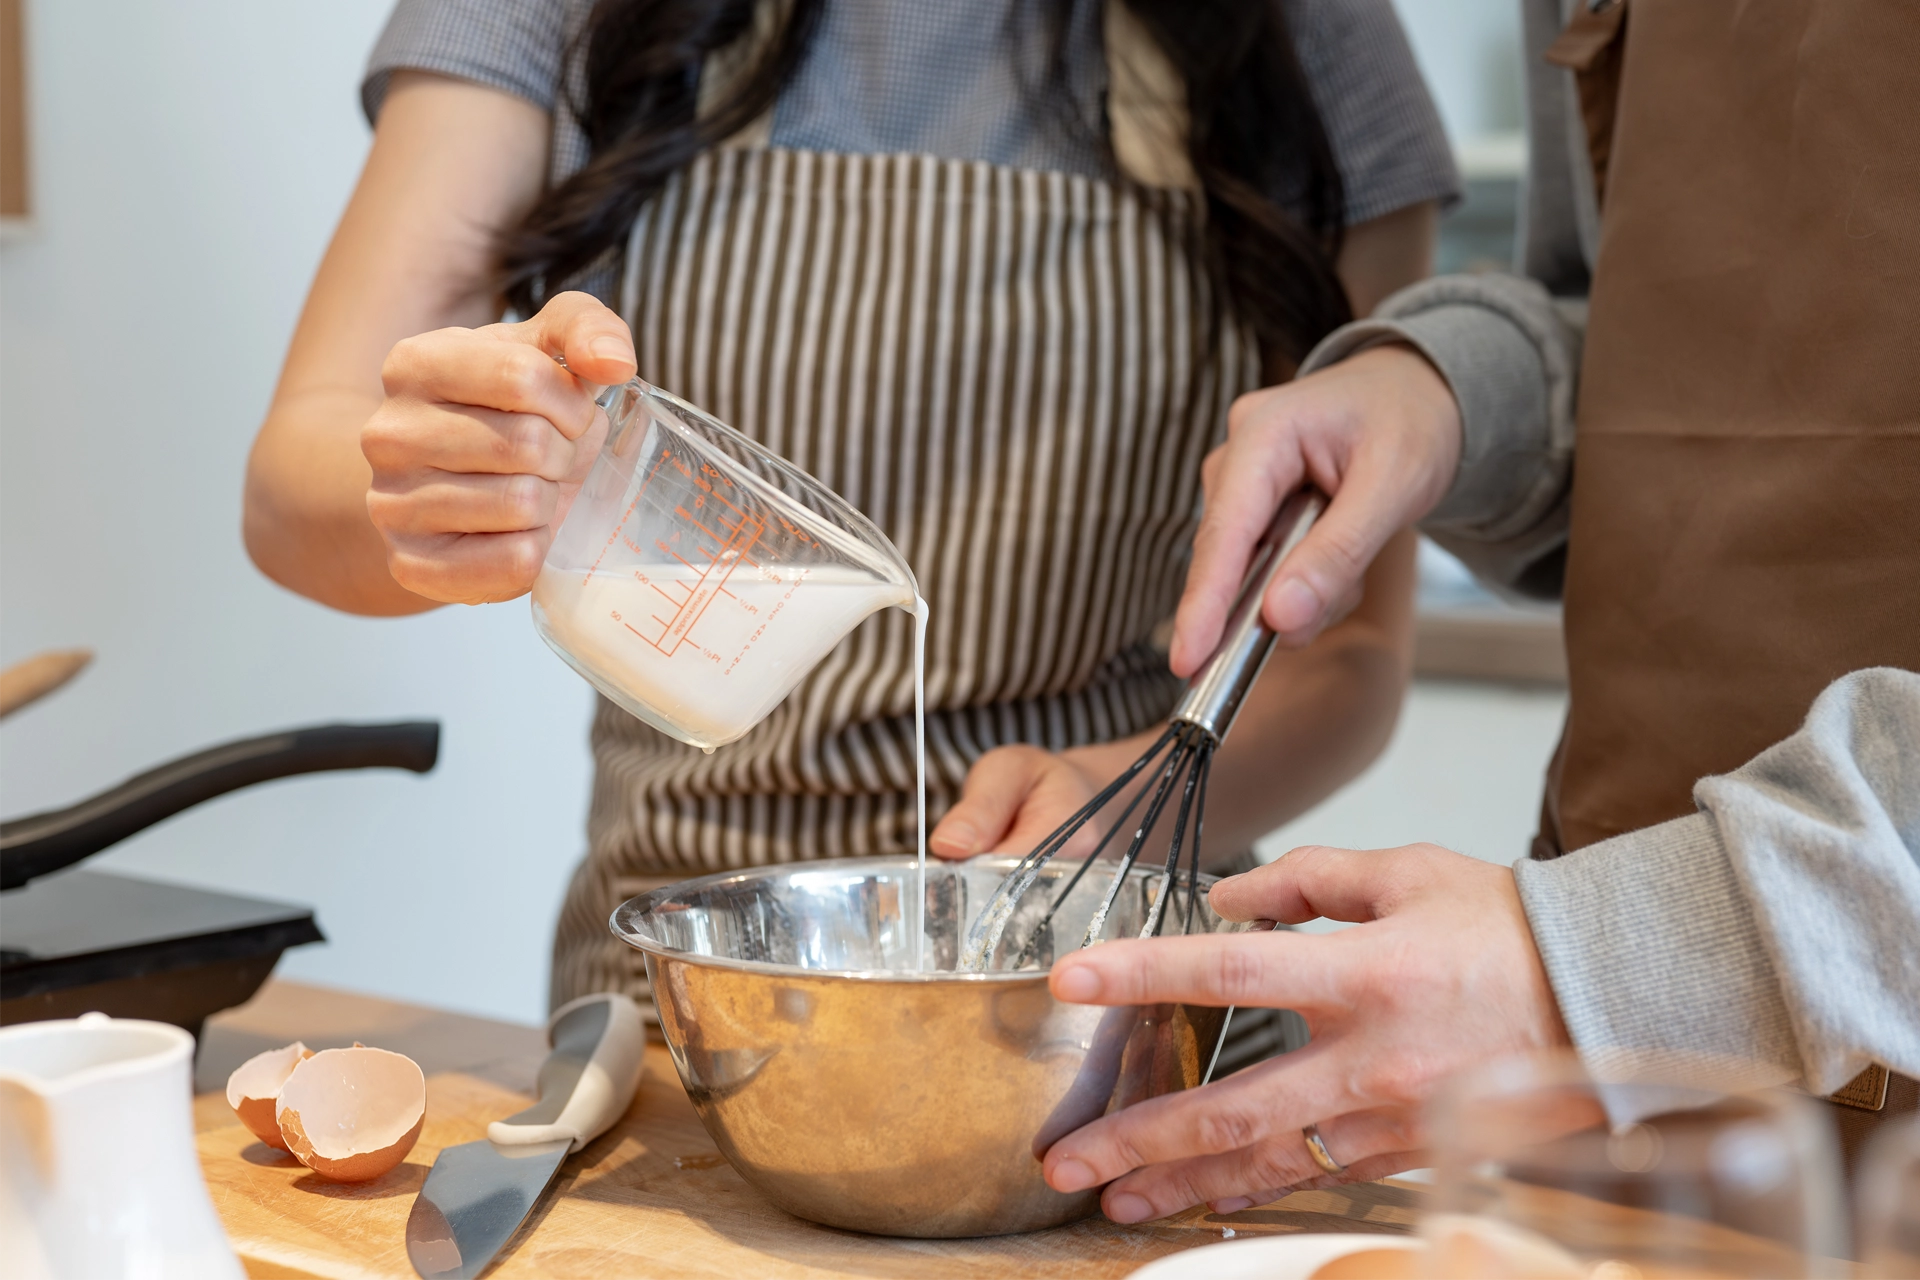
[0,721,440,891]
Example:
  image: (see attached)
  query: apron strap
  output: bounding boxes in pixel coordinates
[1544,0,1629,208]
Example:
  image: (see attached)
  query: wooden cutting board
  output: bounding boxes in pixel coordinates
[196,1043,1417,1280]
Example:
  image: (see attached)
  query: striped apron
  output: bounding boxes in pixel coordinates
[549,145,1259,1010]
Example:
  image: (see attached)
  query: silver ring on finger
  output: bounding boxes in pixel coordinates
[1302,1124,1347,1176]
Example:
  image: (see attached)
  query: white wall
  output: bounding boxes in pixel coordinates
[0,1,596,1024]
[1,2,1544,1025]
[1263,681,1564,864]
[1258,681,1567,933]
[1390,0,1526,145]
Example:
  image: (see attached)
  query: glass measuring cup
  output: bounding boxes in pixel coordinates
[532,380,919,751]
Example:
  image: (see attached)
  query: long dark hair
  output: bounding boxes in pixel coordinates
[502,0,1351,374]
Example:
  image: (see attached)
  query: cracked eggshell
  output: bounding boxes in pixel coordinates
[1310,1246,1426,1279]
[225,1041,314,1149]
[1425,1217,1585,1280]
[275,1045,426,1183]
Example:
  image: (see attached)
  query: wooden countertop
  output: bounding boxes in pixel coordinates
[196,980,1416,1279]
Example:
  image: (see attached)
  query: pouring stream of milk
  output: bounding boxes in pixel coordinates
[911,596,928,972]
[538,564,933,970]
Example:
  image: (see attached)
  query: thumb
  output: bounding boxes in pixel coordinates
[1257,465,1406,647]
[514,290,638,390]
[929,746,1049,860]
[1171,449,1305,678]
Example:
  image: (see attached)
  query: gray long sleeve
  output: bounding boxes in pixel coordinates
[1297,273,1582,598]
[1514,668,1920,1094]
[1299,0,1920,1096]
[1297,0,1591,600]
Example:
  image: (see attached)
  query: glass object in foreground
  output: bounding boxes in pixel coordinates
[1860,1112,1920,1278]
[1423,1053,1846,1279]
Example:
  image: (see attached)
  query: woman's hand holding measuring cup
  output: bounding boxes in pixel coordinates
[361,291,637,604]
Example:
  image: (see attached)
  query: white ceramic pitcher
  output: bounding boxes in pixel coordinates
[0,1013,242,1280]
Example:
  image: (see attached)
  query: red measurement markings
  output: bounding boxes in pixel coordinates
[620,457,766,658]
[588,451,674,576]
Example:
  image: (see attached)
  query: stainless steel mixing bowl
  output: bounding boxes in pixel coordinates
[611,855,1241,1238]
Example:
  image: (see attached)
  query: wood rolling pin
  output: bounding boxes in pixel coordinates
[0,649,94,719]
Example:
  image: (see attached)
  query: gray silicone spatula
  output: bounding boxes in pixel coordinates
[405,993,646,1280]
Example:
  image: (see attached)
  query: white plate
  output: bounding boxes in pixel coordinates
[1127,1233,1420,1280]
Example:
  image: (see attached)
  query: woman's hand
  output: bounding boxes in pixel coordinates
[361,292,637,603]
[1038,843,1570,1223]
[928,742,1127,861]
[1170,344,1461,677]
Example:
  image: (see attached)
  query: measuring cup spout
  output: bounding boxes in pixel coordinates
[533,380,919,751]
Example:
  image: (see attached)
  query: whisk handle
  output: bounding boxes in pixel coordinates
[1172,488,1326,743]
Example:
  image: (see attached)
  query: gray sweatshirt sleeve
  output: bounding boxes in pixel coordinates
[1297,275,1583,598]
[1295,0,1592,600]
[1513,668,1920,1094]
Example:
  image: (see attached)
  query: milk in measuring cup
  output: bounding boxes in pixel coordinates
[533,563,913,750]
[534,379,934,966]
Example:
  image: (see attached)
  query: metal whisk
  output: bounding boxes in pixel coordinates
[959,488,1325,972]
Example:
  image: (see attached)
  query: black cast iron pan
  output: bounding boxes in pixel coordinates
[0,720,439,1035]
[1,721,439,890]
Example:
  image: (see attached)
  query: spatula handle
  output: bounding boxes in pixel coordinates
[488,993,646,1153]
[0,648,93,719]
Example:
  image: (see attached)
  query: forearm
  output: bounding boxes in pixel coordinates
[1515,668,1920,1092]
[1283,0,1598,603]
[1514,813,1802,1092]
[242,72,547,616]
[245,387,434,616]
[1299,277,1584,600]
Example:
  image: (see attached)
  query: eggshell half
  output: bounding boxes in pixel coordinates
[225,1041,313,1149]
[1310,1246,1425,1279]
[275,1045,426,1183]
[1424,1215,1585,1280]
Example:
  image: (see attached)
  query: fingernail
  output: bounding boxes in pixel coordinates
[1269,577,1322,633]
[1050,1157,1097,1192]
[1211,1197,1253,1214]
[1107,1193,1153,1224]
[1053,965,1101,1002]
[589,336,632,363]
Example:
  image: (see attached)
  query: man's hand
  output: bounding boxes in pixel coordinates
[1170,345,1461,677]
[1040,843,1569,1223]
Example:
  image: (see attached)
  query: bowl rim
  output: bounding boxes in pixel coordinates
[607,853,1225,984]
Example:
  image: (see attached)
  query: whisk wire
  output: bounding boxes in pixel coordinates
[956,488,1324,976]
[1038,732,1177,915]
[1005,742,1175,970]
[1079,731,1201,949]
[1183,750,1212,937]
[958,725,1179,969]
[1143,732,1210,940]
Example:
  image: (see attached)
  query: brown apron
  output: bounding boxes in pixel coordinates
[1543,0,1920,1153]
